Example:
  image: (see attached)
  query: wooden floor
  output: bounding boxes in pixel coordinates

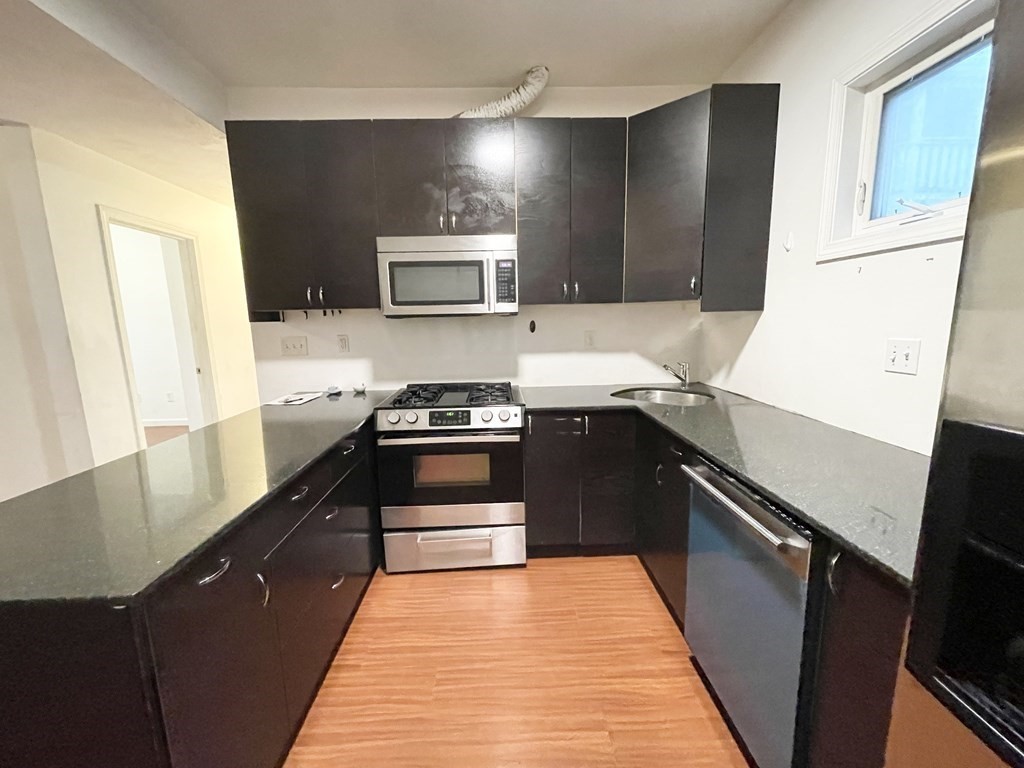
[144,425,189,446]
[284,556,748,768]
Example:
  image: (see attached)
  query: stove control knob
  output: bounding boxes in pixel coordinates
[498,409,511,422]
[386,412,401,425]
[405,412,419,424]
[481,410,494,423]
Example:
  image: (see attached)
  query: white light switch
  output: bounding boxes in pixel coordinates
[282,336,308,357]
[884,338,921,375]
[338,335,350,354]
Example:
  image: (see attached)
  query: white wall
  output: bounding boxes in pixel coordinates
[701,0,968,455]
[109,224,189,426]
[0,124,92,501]
[32,129,259,465]
[251,303,702,402]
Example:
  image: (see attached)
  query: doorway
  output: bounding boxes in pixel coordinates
[99,208,217,449]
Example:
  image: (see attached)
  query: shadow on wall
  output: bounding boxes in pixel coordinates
[249,302,705,400]
[700,311,761,383]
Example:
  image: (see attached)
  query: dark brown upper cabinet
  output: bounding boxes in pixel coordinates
[372,119,448,236]
[570,118,627,304]
[226,120,380,311]
[514,117,626,305]
[515,118,572,304]
[444,118,516,235]
[625,84,779,311]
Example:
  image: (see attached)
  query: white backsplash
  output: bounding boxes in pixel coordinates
[250,302,702,402]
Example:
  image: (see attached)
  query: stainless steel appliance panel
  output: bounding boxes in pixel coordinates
[685,462,812,768]
[381,502,525,530]
[383,525,526,573]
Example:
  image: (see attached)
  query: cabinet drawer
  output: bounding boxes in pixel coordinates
[384,526,526,573]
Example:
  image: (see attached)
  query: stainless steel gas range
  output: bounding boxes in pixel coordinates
[374,382,526,573]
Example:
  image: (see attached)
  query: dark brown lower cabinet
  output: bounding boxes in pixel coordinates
[0,440,377,768]
[525,410,636,552]
[635,417,692,627]
[809,547,911,768]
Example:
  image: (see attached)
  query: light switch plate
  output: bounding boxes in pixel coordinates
[338,335,350,354]
[282,336,308,357]
[885,338,921,375]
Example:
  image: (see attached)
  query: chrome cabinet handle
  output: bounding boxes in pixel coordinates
[340,442,357,455]
[450,213,457,232]
[331,574,347,590]
[291,485,310,502]
[439,214,445,233]
[681,465,787,551]
[319,286,324,306]
[306,286,312,306]
[325,507,340,521]
[573,281,580,301]
[669,445,684,457]
[690,276,698,296]
[584,414,589,435]
[528,414,533,435]
[256,572,270,607]
[562,282,568,301]
[656,463,663,487]
[827,552,842,596]
[197,557,231,586]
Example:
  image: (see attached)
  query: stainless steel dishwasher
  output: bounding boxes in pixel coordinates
[683,460,815,768]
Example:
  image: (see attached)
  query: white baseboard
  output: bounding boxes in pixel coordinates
[142,418,189,428]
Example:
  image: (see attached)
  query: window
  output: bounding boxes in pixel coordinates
[818,0,996,262]
[861,31,992,225]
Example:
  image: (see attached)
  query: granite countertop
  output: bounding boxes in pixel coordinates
[521,383,930,585]
[0,392,389,603]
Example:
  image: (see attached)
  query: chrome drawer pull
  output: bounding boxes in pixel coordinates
[325,507,340,521]
[197,557,231,586]
[416,534,493,551]
[331,574,347,590]
[291,485,310,502]
[256,572,270,607]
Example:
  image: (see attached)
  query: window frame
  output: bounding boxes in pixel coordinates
[817,0,996,263]
[855,24,993,234]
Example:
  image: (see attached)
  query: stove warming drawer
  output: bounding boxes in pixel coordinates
[381,502,525,529]
[384,526,526,573]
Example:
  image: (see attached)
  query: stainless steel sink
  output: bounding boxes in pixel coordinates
[610,387,715,407]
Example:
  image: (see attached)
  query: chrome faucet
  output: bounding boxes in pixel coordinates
[663,362,690,388]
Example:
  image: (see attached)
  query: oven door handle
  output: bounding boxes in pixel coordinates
[377,434,521,446]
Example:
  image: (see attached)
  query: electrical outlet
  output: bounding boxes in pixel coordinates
[166,392,175,403]
[584,330,596,349]
[338,335,350,354]
[281,336,308,357]
[884,338,921,375]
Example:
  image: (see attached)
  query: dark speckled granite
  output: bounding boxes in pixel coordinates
[0,392,389,602]
[522,383,929,585]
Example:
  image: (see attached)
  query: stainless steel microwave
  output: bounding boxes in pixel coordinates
[377,235,518,317]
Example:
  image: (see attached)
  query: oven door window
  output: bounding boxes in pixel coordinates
[414,453,490,488]
[389,261,485,306]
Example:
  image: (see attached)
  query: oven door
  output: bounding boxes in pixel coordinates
[378,252,492,316]
[376,432,524,528]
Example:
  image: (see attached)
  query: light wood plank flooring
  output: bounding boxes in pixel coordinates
[144,425,189,446]
[284,556,747,768]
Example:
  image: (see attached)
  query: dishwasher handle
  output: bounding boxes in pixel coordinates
[682,463,811,580]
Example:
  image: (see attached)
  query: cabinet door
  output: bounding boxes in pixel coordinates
[147,518,290,768]
[226,121,316,310]
[515,118,571,304]
[624,91,711,302]
[373,119,448,236]
[700,85,779,312]
[810,548,911,768]
[305,121,381,309]
[525,412,582,547]
[570,118,626,304]
[580,411,635,546]
[444,118,516,235]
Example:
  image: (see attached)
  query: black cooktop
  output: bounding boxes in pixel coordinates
[389,382,515,409]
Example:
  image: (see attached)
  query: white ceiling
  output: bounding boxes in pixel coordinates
[127,0,791,88]
[1,0,232,203]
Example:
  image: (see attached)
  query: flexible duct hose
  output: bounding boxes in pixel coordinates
[456,66,550,118]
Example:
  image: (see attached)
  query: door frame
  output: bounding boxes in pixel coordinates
[97,205,219,449]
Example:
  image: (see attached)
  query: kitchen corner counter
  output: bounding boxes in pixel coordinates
[521,383,929,585]
[0,392,390,603]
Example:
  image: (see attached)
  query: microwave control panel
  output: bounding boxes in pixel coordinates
[495,259,518,306]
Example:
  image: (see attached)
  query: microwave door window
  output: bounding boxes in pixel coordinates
[390,261,485,305]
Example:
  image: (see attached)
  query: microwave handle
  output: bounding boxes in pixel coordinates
[485,254,495,312]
